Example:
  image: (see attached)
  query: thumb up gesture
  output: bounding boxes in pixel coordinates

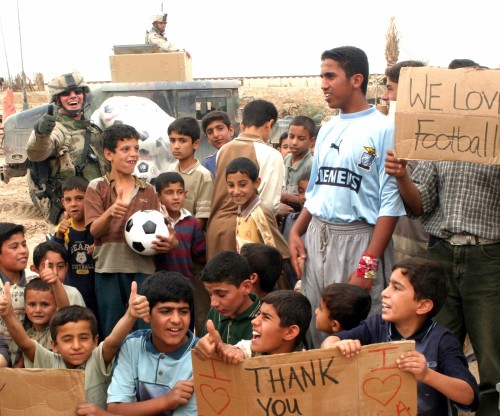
[193,319,222,360]
[56,211,71,239]
[127,281,149,321]
[110,187,129,219]
[34,105,56,137]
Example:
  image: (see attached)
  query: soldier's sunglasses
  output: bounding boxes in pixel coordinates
[60,88,84,97]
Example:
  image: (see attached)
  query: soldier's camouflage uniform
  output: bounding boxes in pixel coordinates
[27,114,107,180]
[145,26,182,53]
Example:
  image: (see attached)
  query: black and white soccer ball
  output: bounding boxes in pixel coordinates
[124,210,170,255]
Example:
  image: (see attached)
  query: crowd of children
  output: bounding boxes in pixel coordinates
[0,44,486,416]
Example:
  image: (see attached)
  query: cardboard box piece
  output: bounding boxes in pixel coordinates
[395,67,500,165]
[0,368,85,415]
[193,341,417,416]
[109,52,192,83]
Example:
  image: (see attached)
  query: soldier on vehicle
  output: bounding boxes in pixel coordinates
[145,13,191,59]
[26,71,107,223]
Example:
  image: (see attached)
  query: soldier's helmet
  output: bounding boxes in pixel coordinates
[47,71,90,104]
[151,13,167,23]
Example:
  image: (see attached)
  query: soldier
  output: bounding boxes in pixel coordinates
[26,71,108,223]
[145,13,191,59]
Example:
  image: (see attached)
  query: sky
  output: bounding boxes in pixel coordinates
[1,0,498,83]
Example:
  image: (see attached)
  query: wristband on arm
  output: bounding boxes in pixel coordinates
[355,253,381,280]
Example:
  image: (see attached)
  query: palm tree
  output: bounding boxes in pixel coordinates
[385,16,400,68]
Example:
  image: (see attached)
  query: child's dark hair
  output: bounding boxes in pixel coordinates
[262,290,311,347]
[33,241,68,269]
[448,59,480,69]
[321,283,371,330]
[168,117,200,141]
[202,111,231,133]
[0,223,24,254]
[242,99,278,129]
[103,123,140,152]
[24,278,53,300]
[289,115,316,140]
[298,169,311,184]
[142,271,194,310]
[155,172,185,193]
[278,132,288,147]
[240,243,282,293]
[321,46,369,95]
[62,176,89,194]
[50,305,98,341]
[201,251,250,287]
[225,157,259,182]
[393,257,448,318]
[384,60,425,84]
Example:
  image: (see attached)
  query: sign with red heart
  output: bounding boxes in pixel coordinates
[193,341,417,415]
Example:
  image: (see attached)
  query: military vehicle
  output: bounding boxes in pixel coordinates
[1,78,241,218]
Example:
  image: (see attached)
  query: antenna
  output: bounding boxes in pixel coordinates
[16,0,28,110]
[0,17,12,85]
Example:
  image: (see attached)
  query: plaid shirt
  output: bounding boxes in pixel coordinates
[410,161,500,239]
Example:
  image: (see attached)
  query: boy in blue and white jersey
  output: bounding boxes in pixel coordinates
[288,46,405,349]
[107,271,198,416]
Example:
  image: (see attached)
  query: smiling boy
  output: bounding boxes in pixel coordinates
[0,281,149,408]
[226,157,288,259]
[0,223,29,365]
[107,271,198,416]
[85,124,166,337]
[194,290,311,362]
[322,258,479,415]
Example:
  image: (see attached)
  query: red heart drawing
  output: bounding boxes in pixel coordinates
[200,384,231,415]
[362,374,402,407]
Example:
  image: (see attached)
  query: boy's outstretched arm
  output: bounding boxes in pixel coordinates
[385,149,424,216]
[396,351,475,406]
[0,283,36,362]
[101,281,149,365]
[108,377,194,416]
[38,259,70,308]
[193,319,222,360]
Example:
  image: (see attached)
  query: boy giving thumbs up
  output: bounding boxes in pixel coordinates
[84,124,177,337]
[0,280,149,408]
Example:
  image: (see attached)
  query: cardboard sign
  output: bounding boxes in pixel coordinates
[0,368,85,415]
[394,67,500,165]
[193,341,416,416]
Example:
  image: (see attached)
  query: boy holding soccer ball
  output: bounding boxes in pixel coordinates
[85,124,177,337]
